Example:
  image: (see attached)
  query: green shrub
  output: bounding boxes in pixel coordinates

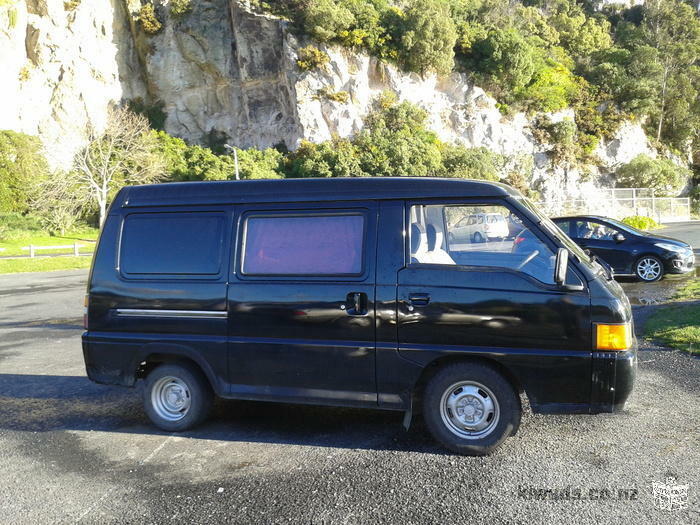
[315,87,350,103]
[296,46,330,71]
[398,0,457,76]
[471,28,537,94]
[287,139,364,178]
[0,131,48,214]
[64,0,81,11]
[616,155,690,196]
[139,3,162,35]
[439,144,503,181]
[170,0,191,19]
[235,148,285,179]
[621,215,659,231]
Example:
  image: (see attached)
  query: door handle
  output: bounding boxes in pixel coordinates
[345,292,367,315]
[408,293,431,306]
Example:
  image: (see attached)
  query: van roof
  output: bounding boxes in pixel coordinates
[116,178,520,208]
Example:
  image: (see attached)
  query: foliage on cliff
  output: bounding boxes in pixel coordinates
[256,0,700,164]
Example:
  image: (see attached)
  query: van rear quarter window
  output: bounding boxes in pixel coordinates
[242,214,365,275]
[120,212,224,275]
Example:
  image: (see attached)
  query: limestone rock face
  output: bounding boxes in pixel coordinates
[0,0,145,168]
[0,0,663,204]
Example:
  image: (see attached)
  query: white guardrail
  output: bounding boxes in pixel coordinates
[21,243,88,258]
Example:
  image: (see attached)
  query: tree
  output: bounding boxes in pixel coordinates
[287,139,365,178]
[398,0,457,76]
[472,28,537,93]
[440,144,504,180]
[303,0,356,42]
[640,0,700,146]
[0,130,48,213]
[616,154,690,196]
[73,107,166,225]
[32,170,88,236]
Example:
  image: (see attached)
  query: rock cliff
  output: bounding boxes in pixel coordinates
[0,0,659,204]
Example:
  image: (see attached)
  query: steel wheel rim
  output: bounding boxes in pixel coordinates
[151,376,191,422]
[439,381,500,440]
[637,258,661,281]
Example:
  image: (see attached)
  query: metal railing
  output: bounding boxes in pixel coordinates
[539,188,691,223]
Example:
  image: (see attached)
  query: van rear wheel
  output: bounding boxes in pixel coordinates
[422,362,520,455]
[143,363,213,432]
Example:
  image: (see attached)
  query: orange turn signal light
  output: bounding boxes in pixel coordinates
[596,323,631,351]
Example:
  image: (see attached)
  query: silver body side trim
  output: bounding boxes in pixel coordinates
[115,309,228,319]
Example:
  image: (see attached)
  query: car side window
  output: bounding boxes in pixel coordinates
[409,204,556,284]
[555,220,571,236]
[575,220,617,241]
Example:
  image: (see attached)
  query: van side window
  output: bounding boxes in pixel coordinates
[242,214,365,276]
[120,213,224,276]
[409,204,556,284]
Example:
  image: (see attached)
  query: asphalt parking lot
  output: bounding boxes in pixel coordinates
[0,269,698,524]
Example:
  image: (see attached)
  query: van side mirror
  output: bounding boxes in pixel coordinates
[613,233,625,243]
[554,248,568,285]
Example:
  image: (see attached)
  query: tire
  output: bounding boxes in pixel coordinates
[472,232,484,243]
[635,255,664,282]
[422,362,520,456]
[143,362,213,432]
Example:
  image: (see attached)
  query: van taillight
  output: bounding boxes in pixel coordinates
[83,294,89,329]
[514,236,525,245]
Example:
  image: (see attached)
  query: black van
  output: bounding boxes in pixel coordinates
[82,178,636,455]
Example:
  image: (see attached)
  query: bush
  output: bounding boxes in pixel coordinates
[287,139,365,178]
[398,0,457,76]
[471,28,537,93]
[616,155,690,196]
[235,148,285,179]
[315,87,350,103]
[64,0,81,11]
[439,144,503,181]
[622,215,659,231]
[296,46,330,71]
[0,131,48,213]
[139,3,162,35]
[0,212,42,241]
[170,0,191,19]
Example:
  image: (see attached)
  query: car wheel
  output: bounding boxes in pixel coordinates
[473,232,484,243]
[144,363,213,431]
[635,255,664,282]
[422,362,520,456]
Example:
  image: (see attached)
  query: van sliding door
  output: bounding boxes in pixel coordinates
[226,203,378,407]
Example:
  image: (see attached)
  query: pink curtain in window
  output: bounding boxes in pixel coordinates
[243,215,364,275]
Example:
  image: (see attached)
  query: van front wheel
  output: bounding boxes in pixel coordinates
[423,362,520,455]
[143,363,213,432]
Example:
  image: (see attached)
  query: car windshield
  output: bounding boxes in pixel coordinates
[518,198,602,274]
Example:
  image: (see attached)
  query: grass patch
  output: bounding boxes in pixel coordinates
[645,304,700,355]
[0,225,98,257]
[0,255,93,274]
[672,279,700,302]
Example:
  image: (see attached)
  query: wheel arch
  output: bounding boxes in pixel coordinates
[134,343,221,395]
[411,354,525,410]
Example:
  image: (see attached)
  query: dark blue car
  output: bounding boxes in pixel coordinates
[553,215,695,282]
